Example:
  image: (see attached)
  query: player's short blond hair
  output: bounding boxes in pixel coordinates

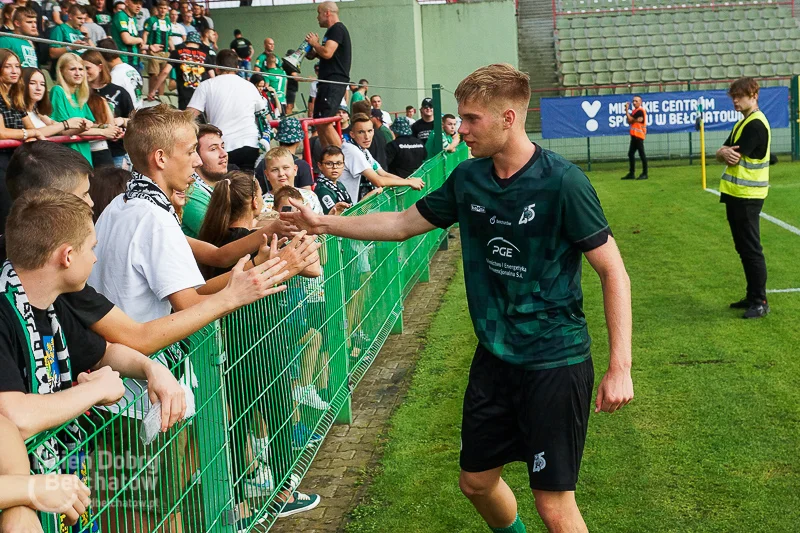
[124,104,198,171]
[455,64,531,116]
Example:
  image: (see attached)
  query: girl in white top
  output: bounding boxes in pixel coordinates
[21,67,91,137]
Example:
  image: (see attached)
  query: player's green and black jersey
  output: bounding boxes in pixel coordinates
[416,145,611,369]
[315,176,351,214]
[143,16,172,47]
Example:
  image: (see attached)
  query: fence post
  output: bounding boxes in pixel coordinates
[586,137,592,171]
[433,84,443,154]
[325,235,352,425]
[791,75,799,161]
[193,324,236,533]
[687,81,693,165]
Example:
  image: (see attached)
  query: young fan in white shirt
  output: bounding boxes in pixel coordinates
[338,113,425,203]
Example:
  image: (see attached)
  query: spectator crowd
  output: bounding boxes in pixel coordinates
[0,0,459,529]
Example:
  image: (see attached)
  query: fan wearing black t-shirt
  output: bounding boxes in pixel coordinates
[306,1,351,149]
[148,33,215,110]
[411,98,435,141]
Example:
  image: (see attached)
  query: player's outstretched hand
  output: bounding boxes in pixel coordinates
[595,367,633,414]
[280,199,325,235]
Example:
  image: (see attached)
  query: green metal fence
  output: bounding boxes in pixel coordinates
[25,143,468,533]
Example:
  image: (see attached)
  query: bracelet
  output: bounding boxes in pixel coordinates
[21,128,27,141]
[62,120,69,130]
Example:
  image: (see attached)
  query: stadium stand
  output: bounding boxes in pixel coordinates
[554,4,800,92]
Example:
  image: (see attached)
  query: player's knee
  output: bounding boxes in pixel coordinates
[459,471,497,499]
[533,491,578,529]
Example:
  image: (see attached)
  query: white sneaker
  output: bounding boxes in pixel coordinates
[292,385,329,410]
[242,464,274,498]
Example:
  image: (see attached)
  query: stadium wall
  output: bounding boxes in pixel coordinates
[421,0,519,112]
[211,0,518,115]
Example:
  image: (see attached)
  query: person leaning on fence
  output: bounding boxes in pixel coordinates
[621,95,648,180]
[282,63,634,533]
[0,412,92,529]
[716,77,771,319]
[340,113,425,203]
[0,188,173,530]
[2,140,305,387]
[425,113,461,159]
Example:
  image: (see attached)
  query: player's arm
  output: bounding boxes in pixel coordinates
[282,199,435,242]
[362,167,424,191]
[584,236,634,414]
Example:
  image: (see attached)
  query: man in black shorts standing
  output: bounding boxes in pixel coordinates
[306,1,350,149]
[282,64,634,533]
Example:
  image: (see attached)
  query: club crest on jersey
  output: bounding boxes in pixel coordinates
[519,204,536,225]
[532,452,546,473]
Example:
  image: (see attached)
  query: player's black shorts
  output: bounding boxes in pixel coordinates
[313,81,347,119]
[460,345,594,492]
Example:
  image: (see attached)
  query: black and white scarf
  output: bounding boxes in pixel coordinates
[192,172,214,196]
[316,176,351,204]
[0,260,95,531]
[124,171,180,224]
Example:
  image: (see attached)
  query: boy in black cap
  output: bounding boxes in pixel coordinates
[412,97,435,140]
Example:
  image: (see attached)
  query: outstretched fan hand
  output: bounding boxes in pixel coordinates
[280,198,326,235]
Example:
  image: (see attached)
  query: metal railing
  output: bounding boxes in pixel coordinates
[26,143,468,533]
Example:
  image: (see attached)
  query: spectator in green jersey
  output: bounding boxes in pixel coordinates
[253,36,278,72]
[263,52,286,108]
[142,0,172,93]
[49,5,91,64]
[0,8,38,68]
[110,0,143,68]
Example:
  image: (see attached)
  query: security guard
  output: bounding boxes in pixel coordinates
[621,95,648,180]
[716,77,770,319]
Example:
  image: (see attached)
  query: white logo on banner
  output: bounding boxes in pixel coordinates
[581,100,601,132]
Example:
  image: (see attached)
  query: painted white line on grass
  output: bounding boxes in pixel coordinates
[705,188,800,237]
[766,288,800,294]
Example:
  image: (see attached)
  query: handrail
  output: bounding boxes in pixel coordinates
[0,135,111,150]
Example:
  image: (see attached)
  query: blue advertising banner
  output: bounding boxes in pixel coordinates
[540,87,789,139]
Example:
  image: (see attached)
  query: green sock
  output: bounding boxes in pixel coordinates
[490,515,526,533]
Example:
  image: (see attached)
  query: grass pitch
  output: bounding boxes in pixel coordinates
[345,159,800,532]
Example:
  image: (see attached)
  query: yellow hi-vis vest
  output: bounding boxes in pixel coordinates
[720,110,770,199]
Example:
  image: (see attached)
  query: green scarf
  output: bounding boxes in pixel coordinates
[0,260,96,532]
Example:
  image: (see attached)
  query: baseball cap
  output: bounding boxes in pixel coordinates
[370,109,383,121]
[186,32,202,44]
[338,105,349,113]
[421,97,433,109]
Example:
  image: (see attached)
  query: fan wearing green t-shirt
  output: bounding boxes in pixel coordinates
[281,64,634,533]
[349,78,368,111]
[182,125,230,238]
[50,53,123,166]
[263,53,287,106]
[0,7,39,68]
[425,113,462,159]
[49,5,91,64]
[111,0,144,68]
[254,37,281,72]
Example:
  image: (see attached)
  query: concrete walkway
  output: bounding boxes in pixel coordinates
[271,235,461,532]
